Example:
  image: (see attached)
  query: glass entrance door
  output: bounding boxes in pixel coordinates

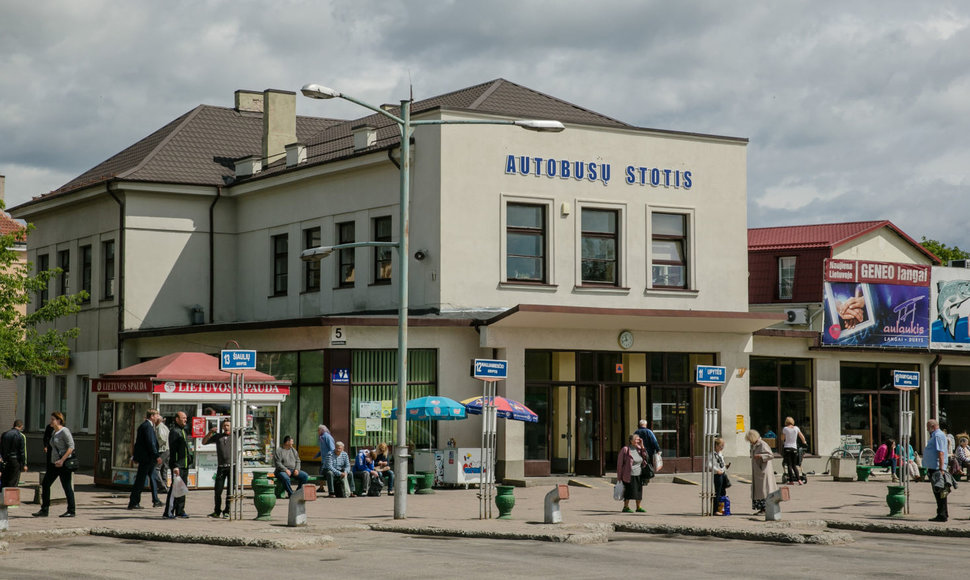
[575,385,602,475]
[651,387,692,470]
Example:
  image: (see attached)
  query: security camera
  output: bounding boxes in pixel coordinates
[414,249,429,261]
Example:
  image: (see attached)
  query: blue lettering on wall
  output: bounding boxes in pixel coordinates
[504,155,689,189]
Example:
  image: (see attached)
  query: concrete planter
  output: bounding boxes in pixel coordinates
[831,457,857,481]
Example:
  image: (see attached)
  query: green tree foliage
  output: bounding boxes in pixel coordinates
[0,214,87,379]
[920,236,970,265]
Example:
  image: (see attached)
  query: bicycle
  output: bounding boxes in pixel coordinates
[824,435,875,474]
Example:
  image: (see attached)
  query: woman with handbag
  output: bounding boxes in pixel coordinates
[33,411,76,518]
[616,433,649,513]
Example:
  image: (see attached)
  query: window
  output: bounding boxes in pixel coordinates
[76,376,90,432]
[778,256,796,299]
[651,212,688,289]
[337,221,355,288]
[58,249,70,296]
[37,253,49,306]
[272,234,288,296]
[102,240,115,300]
[56,375,68,417]
[507,203,546,283]
[839,362,917,450]
[750,357,814,452]
[581,208,618,285]
[373,216,392,284]
[303,227,321,292]
[80,245,92,303]
[28,377,47,431]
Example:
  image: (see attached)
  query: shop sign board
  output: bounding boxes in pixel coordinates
[153,381,290,395]
[220,349,256,371]
[191,416,207,438]
[91,379,152,393]
[822,259,930,348]
[695,365,726,385]
[930,267,970,350]
[893,370,920,390]
[471,359,507,381]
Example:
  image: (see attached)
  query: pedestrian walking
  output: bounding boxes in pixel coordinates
[634,419,660,465]
[781,417,807,485]
[747,429,776,515]
[314,424,335,493]
[164,411,191,519]
[1,419,28,488]
[128,409,162,510]
[617,433,648,513]
[33,411,76,518]
[925,418,952,522]
[154,411,170,493]
[203,418,233,518]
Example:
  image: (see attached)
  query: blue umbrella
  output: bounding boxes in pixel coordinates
[391,396,467,420]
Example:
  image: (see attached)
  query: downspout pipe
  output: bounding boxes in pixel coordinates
[106,181,124,369]
[209,186,222,324]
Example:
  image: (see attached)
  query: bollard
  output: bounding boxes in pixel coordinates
[287,485,317,527]
[1,488,21,532]
[764,486,790,521]
[543,484,569,524]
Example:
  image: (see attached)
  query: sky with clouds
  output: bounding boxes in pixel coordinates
[2,1,969,247]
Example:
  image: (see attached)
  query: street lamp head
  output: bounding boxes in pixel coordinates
[300,246,335,262]
[514,119,565,133]
[301,83,341,100]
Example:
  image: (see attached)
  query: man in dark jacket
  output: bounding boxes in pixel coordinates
[634,419,661,461]
[164,411,191,519]
[1,419,28,488]
[128,409,162,510]
[202,418,233,518]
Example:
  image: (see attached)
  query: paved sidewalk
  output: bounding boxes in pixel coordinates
[2,471,968,548]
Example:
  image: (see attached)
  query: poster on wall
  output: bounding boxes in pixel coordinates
[822,259,930,348]
[930,266,970,350]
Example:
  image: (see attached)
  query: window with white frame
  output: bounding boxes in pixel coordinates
[581,208,619,285]
[506,203,547,283]
[778,256,796,300]
[651,212,688,289]
[28,377,47,432]
[76,375,90,432]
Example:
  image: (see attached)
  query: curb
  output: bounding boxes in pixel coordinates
[825,519,970,537]
[613,522,854,545]
[89,527,334,549]
[369,523,611,544]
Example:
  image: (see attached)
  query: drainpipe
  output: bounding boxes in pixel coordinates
[208,186,222,323]
[106,181,125,369]
[930,353,943,419]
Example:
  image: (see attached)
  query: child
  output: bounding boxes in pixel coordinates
[711,437,731,515]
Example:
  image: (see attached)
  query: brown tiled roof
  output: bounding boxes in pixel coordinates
[748,220,940,263]
[0,212,25,238]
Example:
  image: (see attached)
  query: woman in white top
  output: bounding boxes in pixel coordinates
[781,416,807,485]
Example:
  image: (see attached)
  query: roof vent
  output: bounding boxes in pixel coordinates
[234,155,262,178]
[234,90,263,113]
[285,142,307,167]
[352,124,377,150]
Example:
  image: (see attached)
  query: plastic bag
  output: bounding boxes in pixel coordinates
[653,452,664,472]
[172,477,188,498]
[613,480,624,501]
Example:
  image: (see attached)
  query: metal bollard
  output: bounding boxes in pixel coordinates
[543,484,569,524]
[1,488,21,531]
[764,486,790,521]
[287,486,317,527]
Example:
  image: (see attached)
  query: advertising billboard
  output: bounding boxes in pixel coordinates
[930,266,970,350]
[822,259,930,348]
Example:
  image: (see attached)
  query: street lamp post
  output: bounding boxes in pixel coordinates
[300,82,563,519]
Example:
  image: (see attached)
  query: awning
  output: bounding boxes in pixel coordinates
[483,304,784,334]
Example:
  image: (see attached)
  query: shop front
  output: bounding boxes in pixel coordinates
[91,352,289,488]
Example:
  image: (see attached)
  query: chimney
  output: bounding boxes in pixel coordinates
[263,89,296,165]
[285,142,306,167]
[352,124,377,151]
[234,156,262,178]
[0,174,5,205]
[235,90,263,113]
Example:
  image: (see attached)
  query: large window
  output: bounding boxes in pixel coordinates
[76,376,90,432]
[79,245,92,303]
[337,221,355,288]
[303,227,321,293]
[651,212,688,289]
[938,365,970,438]
[272,234,288,296]
[750,357,814,452]
[28,377,47,431]
[581,208,618,285]
[840,362,918,450]
[102,240,115,300]
[778,256,796,300]
[58,249,70,296]
[258,350,323,461]
[507,203,546,283]
[37,253,49,306]
[373,216,392,284]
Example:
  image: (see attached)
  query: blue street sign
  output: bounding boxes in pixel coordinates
[695,365,727,385]
[893,370,920,390]
[220,349,256,371]
[472,359,508,381]
[332,368,350,384]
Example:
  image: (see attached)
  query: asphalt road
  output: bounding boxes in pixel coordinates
[0,529,948,579]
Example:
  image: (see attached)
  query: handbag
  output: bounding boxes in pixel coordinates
[63,455,80,471]
[172,476,188,498]
[643,461,655,479]
[613,480,624,501]
[653,451,664,472]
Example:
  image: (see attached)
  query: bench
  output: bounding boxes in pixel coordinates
[268,473,320,498]
[856,465,893,482]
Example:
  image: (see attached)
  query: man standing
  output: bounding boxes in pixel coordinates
[164,411,191,519]
[203,419,233,519]
[315,425,335,493]
[128,409,162,510]
[154,411,170,493]
[1,419,28,488]
[634,419,660,462]
[925,418,950,522]
[274,436,308,497]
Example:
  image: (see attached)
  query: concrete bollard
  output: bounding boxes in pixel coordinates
[1,488,21,531]
[543,484,569,524]
[764,486,790,521]
[287,485,316,527]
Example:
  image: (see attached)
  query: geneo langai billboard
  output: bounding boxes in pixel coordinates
[931,266,970,350]
[822,259,930,348]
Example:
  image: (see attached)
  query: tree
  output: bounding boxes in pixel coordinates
[920,236,970,265]
[0,211,87,379]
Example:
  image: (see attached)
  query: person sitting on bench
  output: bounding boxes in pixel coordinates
[274,436,308,498]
